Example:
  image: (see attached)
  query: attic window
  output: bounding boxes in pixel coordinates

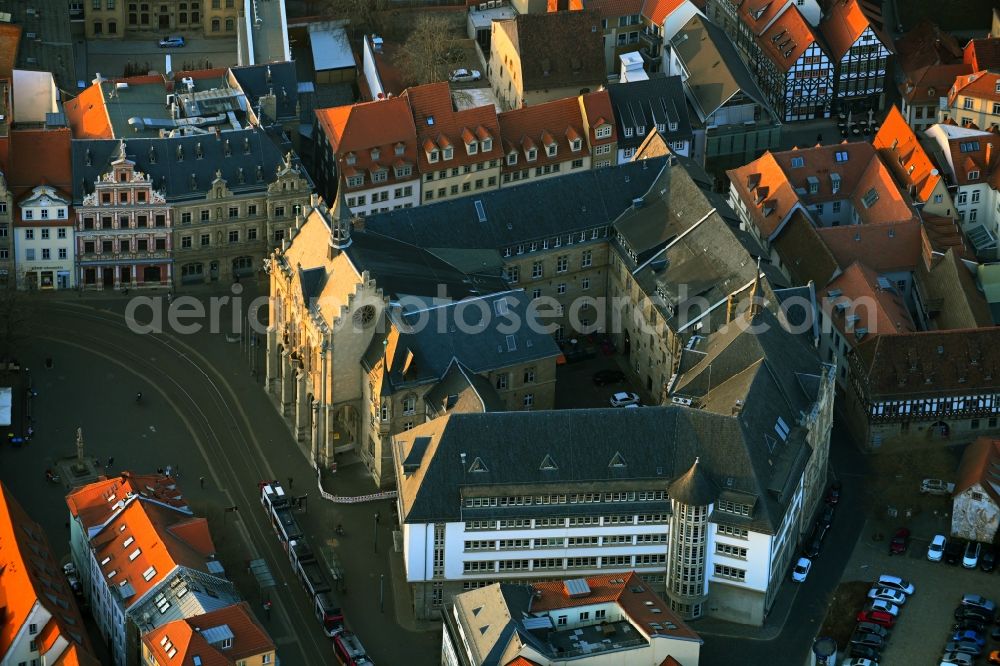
[834,150,848,163]
[505,334,517,351]
[540,454,558,470]
[428,148,440,163]
[467,140,478,156]
[345,152,356,166]
[570,138,581,151]
[443,146,454,160]
[371,148,380,161]
[494,298,508,315]
[968,169,980,180]
[427,115,435,126]
[775,416,790,441]
[482,137,493,152]
[507,152,517,165]
[142,566,156,581]
[608,451,627,468]
[546,144,557,157]
[959,141,981,153]
[469,457,489,473]
[595,125,612,139]
[526,148,537,161]
[395,143,405,156]
[861,188,879,208]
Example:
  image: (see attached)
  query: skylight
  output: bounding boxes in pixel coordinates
[959,140,980,153]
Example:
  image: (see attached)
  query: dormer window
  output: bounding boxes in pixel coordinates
[669,121,678,131]
[395,143,405,156]
[526,148,537,161]
[624,127,633,138]
[546,143,557,157]
[507,152,518,165]
[570,138,581,151]
[969,170,980,180]
[637,125,645,135]
[481,137,492,152]
[345,152,356,166]
[995,81,1000,93]
[443,146,454,160]
[467,141,478,155]
[371,148,380,161]
[657,123,665,133]
[372,168,388,183]
[394,164,412,178]
[595,125,612,139]
[428,149,440,163]
[346,174,365,188]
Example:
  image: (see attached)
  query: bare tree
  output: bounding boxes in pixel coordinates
[394,14,456,87]
[322,0,387,35]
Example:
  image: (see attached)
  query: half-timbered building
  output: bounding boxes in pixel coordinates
[819,0,892,113]
[709,1,832,121]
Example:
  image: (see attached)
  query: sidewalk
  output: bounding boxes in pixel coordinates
[694,576,798,641]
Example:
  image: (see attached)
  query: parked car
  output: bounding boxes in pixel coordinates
[951,629,986,647]
[857,609,895,628]
[609,391,640,407]
[867,587,906,606]
[826,480,842,505]
[592,369,625,386]
[946,640,983,656]
[849,645,880,661]
[158,36,185,47]
[945,540,965,565]
[876,574,914,596]
[448,68,482,82]
[889,527,910,555]
[963,541,982,569]
[792,557,811,583]
[942,652,975,666]
[929,534,947,562]
[849,631,884,650]
[855,622,889,638]
[981,547,996,572]
[955,605,993,623]
[953,619,987,634]
[921,478,956,495]
[961,594,996,614]
[817,503,835,527]
[866,600,899,617]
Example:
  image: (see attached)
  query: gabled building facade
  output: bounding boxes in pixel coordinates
[607,75,693,161]
[951,437,1000,543]
[14,184,75,290]
[819,0,892,112]
[942,69,1000,131]
[141,602,276,666]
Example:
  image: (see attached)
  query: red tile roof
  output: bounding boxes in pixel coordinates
[938,127,1000,186]
[401,82,503,171]
[955,437,1000,504]
[315,96,419,192]
[820,0,875,59]
[894,19,963,74]
[0,24,21,80]
[579,89,618,146]
[817,220,922,274]
[7,128,73,193]
[949,69,1000,107]
[142,602,275,666]
[497,11,606,92]
[531,572,700,641]
[899,63,972,106]
[64,83,115,140]
[498,96,588,172]
[852,327,1000,400]
[964,37,1000,73]
[584,0,644,19]
[506,658,543,666]
[873,105,943,203]
[754,5,819,73]
[0,483,97,663]
[727,151,800,240]
[640,0,684,26]
[821,261,915,342]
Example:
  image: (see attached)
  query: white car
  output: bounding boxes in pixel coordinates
[610,392,640,407]
[940,652,974,666]
[876,574,914,596]
[921,478,955,495]
[928,534,946,562]
[867,586,906,605]
[866,599,899,616]
[449,68,481,82]
[158,36,185,48]
[960,594,996,613]
[792,557,811,582]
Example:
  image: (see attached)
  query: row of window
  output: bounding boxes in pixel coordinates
[502,229,606,257]
[463,553,667,573]
[715,500,753,516]
[22,209,68,221]
[23,248,68,261]
[464,533,668,551]
[23,228,68,240]
[346,186,413,208]
[180,228,258,248]
[81,215,168,230]
[424,177,496,201]
[463,490,666,508]
[464,514,669,530]
[81,238,168,254]
[501,160,586,184]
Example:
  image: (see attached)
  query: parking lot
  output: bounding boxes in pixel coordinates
[85,34,239,80]
[553,348,655,409]
[837,513,1000,663]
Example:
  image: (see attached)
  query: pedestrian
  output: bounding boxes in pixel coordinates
[375,510,380,524]
[263,600,272,620]
[107,456,114,469]
[287,476,293,489]
[199,476,205,489]
[167,291,173,304]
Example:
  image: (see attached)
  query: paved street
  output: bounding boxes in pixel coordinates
[697,422,870,664]
[0,289,439,666]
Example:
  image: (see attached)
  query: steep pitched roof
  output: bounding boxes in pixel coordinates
[915,248,994,330]
[401,82,503,171]
[817,220,922,273]
[0,23,21,80]
[771,209,841,287]
[949,69,1000,107]
[142,602,275,666]
[727,151,800,240]
[820,261,915,343]
[7,128,73,195]
[497,95,588,173]
[955,437,1000,505]
[899,63,971,106]
[63,82,116,140]
[0,483,96,663]
[606,75,692,150]
[578,89,618,146]
[937,125,1000,186]
[820,0,880,60]
[496,11,605,91]
[964,37,1000,73]
[640,0,685,26]
[873,105,945,203]
[668,458,719,505]
[584,0,643,19]
[894,19,963,74]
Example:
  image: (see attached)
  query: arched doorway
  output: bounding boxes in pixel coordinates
[333,404,359,455]
[930,421,950,439]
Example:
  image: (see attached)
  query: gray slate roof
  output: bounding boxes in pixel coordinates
[362,157,668,251]
[229,62,299,124]
[70,130,305,204]
[606,76,693,150]
[360,290,560,392]
[395,405,791,534]
[668,458,719,506]
[424,359,506,418]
